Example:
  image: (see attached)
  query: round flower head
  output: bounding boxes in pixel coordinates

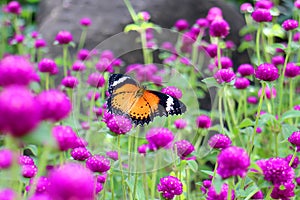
[0,188,16,200]
[38,58,58,74]
[225,40,235,50]
[295,0,300,9]
[285,154,299,169]
[294,105,300,111]
[258,86,276,99]
[97,173,107,183]
[296,177,300,186]
[52,125,78,151]
[80,17,92,26]
[72,60,86,71]
[34,39,47,49]
[179,57,192,66]
[215,56,233,69]
[174,140,195,159]
[244,34,253,41]
[47,163,95,200]
[0,149,13,169]
[217,146,250,179]
[106,115,132,135]
[237,64,254,76]
[36,89,71,122]
[251,8,272,22]
[285,62,300,78]
[288,131,300,150]
[207,183,235,200]
[55,30,73,45]
[293,32,300,42]
[4,1,21,15]
[206,7,223,24]
[77,49,90,60]
[161,86,182,99]
[174,19,189,31]
[0,86,40,137]
[271,55,285,66]
[205,44,218,58]
[26,176,49,194]
[255,63,279,81]
[214,69,236,84]
[234,77,250,89]
[138,144,149,156]
[29,194,51,200]
[96,59,113,73]
[19,155,34,165]
[106,151,118,161]
[247,96,258,104]
[196,115,212,129]
[174,118,187,129]
[86,91,100,101]
[71,147,91,161]
[196,18,209,28]
[0,55,36,86]
[209,19,230,38]
[138,11,151,21]
[240,3,253,13]
[61,76,79,88]
[86,155,110,173]
[271,181,295,200]
[146,127,174,151]
[208,134,232,149]
[157,176,183,199]
[87,72,105,88]
[22,164,38,178]
[282,19,298,31]
[255,0,274,9]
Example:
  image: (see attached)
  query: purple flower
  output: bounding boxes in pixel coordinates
[0,188,16,200]
[282,19,298,31]
[285,62,300,78]
[271,181,295,200]
[146,127,174,151]
[72,60,86,71]
[157,176,183,199]
[209,19,230,38]
[174,19,189,31]
[215,57,233,69]
[237,64,254,76]
[196,115,212,129]
[38,58,58,74]
[106,115,132,135]
[61,76,79,88]
[26,176,50,194]
[36,90,71,122]
[161,86,182,99]
[52,125,78,151]
[19,155,34,165]
[86,91,100,101]
[77,49,90,60]
[80,17,92,26]
[205,44,218,58]
[294,105,300,111]
[214,69,236,84]
[206,7,223,24]
[0,86,41,137]
[255,0,274,9]
[217,146,250,179]
[196,18,209,28]
[251,8,272,22]
[256,126,263,134]
[55,30,73,45]
[4,1,21,15]
[258,86,276,99]
[179,57,192,66]
[29,194,51,200]
[138,11,151,21]
[271,55,285,66]
[244,34,253,41]
[207,183,235,200]
[255,63,279,81]
[288,131,300,150]
[34,39,47,49]
[0,149,13,169]
[22,164,38,178]
[71,147,91,161]
[295,0,300,9]
[97,173,107,183]
[86,155,110,173]
[47,163,95,200]
[293,32,300,42]
[174,118,187,129]
[208,134,232,149]
[247,96,258,104]
[285,154,299,169]
[296,176,300,185]
[174,140,194,159]
[0,55,36,86]
[87,72,106,88]
[138,144,149,155]
[234,77,250,89]
[95,182,104,194]
[106,151,118,161]
[240,3,253,13]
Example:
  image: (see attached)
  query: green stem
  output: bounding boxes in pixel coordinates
[142,156,149,200]
[117,135,127,200]
[289,78,294,110]
[63,44,68,77]
[218,88,224,133]
[227,178,233,200]
[256,23,263,65]
[274,133,278,157]
[265,185,274,200]
[140,29,151,64]
[123,0,138,22]
[186,167,190,200]
[109,170,115,200]
[289,147,297,167]
[132,130,140,199]
[216,38,222,69]
[86,91,95,143]
[212,161,218,183]
[78,27,87,50]
[45,73,49,90]
[151,156,159,199]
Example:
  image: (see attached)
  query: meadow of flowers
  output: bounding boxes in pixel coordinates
[0,0,300,199]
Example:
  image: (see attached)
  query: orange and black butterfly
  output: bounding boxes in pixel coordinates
[106,74,186,126]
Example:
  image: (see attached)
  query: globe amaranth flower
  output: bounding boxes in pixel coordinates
[251,8,272,22]
[138,11,151,21]
[247,96,258,104]
[87,72,105,88]
[209,19,230,38]
[296,176,300,186]
[234,77,250,89]
[225,40,235,50]
[295,0,300,9]
[0,55,37,86]
[72,60,86,71]
[255,0,274,9]
[205,44,218,58]
[258,86,276,99]
[36,89,71,122]
[55,30,73,45]
[146,127,174,151]
[174,19,189,31]
[237,63,254,76]
[138,144,149,156]
[71,147,91,161]
[80,17,92,26]
[97,173,107,184]
[86,155,110,173]
[161,86,182,99]
[294,105,300,111]
[282,19,298,31]
[207,183,235,200]
[255,63,279,81]
[48,163,95,200]
[179,57,192,66]
[0,149,13,169]
[271,55,285,66]
[157,176,183,199]
[4,1,21,15]
[174,118,187,129]
[285,62,300,78]
[196,115,212,129]
[173,140,195,159]
[0,188,16,200]
[26,176,49,195]
[196,18,209,28]
[271,181,295,200]
[288,131,300,151]
[214,69,236,84]
[34,39,47,49]
[77,49,90,60]
[38,58,58,74]
[106,151,118,161]
[19,155,34,165]
[22,164,38,178]
[106,115,132,135]
[208,134,232,149]
[61,76,79,88]
[52,125,78,151]
[240,3,253,13]
[0,86,41,137]
[215,56,233,69]
[285,154,299,169]
[244,34,253,41]
[29,194,51,200]
[206,7,223,24]
[217,146,250,179]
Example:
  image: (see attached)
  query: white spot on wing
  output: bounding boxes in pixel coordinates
[112,77,129,87]
[166,96,174,112]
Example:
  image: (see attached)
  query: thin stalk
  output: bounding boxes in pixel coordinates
[78,27,87,51]
[109,170,115,200]
[289,78,294,110]
[45,73,49,90]
[218,88,224,133]
[117,135,127,200]
[289,148,298,167]
[185,167,191,200]
[142,156,149,200]
[274,133,278,157]
[63,44,68,77]
[227,178,233,200]
[132,130,140,200]
[150,156,159,199]
[123,0,138,22]
[256,23,263,65]
[140,29,151,64]
[86,92,95,143]
[216,38,222,69]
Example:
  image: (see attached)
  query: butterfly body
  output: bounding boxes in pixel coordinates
[107,74,186,126]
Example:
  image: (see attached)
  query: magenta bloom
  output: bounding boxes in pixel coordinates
[55,31,73,45]
[138,144,149,155]
[106,115,132,135]
[237,64,254,76]
[207,184,235,200]
[255,63,279,81]
[196,18,209,28]
[0,55,36,87]
[19,155,34,165]
[77,49,90,61]
[252,8,272,22]
[72,60,86,71]
[196,115,212,129]
[161,86,182,99]
[86,155,110,173]
[38,58,57,74]
[282,19,298,31]
[174,19,189,31]
[288,131,300,150]
[209,19,230,38]
[258,86,276,99]
[138,11,151,21]
[234,77,250,89]
[271,181,295,199]
[22,164,38,178]
[174,140,195,159]
[87,72,105,88]
[217,146,250,179]
[271,55,285,66]
[52,125,78,151]
[0,86,40,137]
[34,39,47,49]
[36,90,71,122]
[285,62,300,78]
[174,118,187,129]
[208,134,232,149]
[157,176,183,199]
[47,163,95,200]
[206,7,223,24]
[294,105,300,111]
[255,0,273,9]
[295,0,300,9]
[247,96,258,104]
[205,44,218,58]
[0,188,16,200]
[26,176,49,194]
[285,154,299,169]
[0,149,13,169]
[240,3,253,13]
[80,17,92,26]
[214,69,236,84]
[61,76,79,88]
[215,56,233,69]
[71,147,91,161]
[106,151,118,161]
[146,127,174,151]
[4,1,21,15]
[251,190,264,199]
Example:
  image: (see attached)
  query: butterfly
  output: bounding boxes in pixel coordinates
[106,74,186,126]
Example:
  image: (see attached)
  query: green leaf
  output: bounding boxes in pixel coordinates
[25,144,38,156]
[239,24,258,36]
[282,124,298,140]
[244,186,260,200]
[124,24,140,32]
[187,160,198,172]
[239,118,254,129]
[249,162,263,174]
[200,170,214,177]
[238,41,254,52]
[202,77,220,88]
[212,175,223,194]
[281,110,300,121]
[22,122,55,146]
[263,24,284,38]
